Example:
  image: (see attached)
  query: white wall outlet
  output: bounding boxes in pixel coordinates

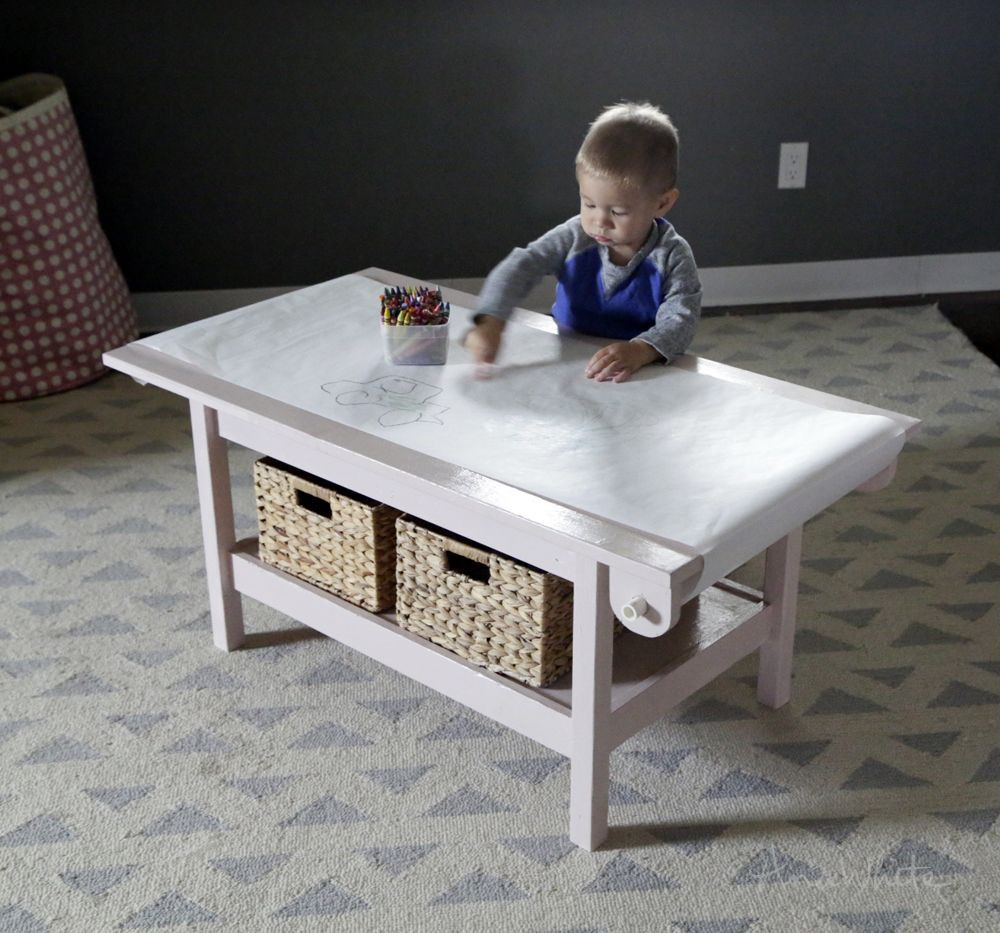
[778,142,808,189]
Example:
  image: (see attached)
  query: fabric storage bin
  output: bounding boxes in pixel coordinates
[395,516,575,686]
[0,73,137,401]
[254,457,401,612]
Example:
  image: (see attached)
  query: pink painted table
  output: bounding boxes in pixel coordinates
[104,268,919,850]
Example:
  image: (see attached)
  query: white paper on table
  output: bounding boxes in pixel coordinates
[139,274,905,588]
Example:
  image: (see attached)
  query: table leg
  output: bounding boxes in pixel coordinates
[569,560,614,850]
[757,525,803,708]
[189,401,245,650]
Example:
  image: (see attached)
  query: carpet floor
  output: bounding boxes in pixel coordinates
[1,303,998,932]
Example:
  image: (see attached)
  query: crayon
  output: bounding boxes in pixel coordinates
[379,286,450,326]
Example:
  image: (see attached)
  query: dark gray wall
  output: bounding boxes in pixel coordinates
[6,1,999,291]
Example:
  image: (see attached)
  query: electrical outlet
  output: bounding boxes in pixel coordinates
[778,142,808,189]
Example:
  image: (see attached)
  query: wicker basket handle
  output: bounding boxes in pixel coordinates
[442,539,494,585]
[290,476,336,523]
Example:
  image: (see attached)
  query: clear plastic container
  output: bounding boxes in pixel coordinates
[381,321,450,365]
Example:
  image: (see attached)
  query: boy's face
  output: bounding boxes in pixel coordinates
[578,171,678,265]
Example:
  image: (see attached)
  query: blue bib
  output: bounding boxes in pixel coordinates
[552,247,664,340]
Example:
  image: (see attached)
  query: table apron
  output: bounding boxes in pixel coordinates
[216,407,700,599]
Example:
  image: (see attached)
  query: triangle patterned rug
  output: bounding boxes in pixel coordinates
[1,303,998,932]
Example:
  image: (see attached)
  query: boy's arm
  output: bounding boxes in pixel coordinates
[477,219,579,321]
[632,239,702,363]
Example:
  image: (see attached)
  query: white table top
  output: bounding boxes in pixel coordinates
[114,271,915,591]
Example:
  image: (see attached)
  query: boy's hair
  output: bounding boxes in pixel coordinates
[575,101,679,193]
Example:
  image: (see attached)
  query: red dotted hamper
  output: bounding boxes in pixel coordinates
[0,73,137,401]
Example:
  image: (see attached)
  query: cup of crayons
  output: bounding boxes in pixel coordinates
[380,285,451,365]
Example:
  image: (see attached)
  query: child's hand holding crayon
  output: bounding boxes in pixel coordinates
[465,315,505,365]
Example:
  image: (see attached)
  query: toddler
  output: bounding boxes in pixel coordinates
[467,101,701,382]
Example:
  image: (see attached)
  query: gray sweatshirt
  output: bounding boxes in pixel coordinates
[478,215,701,362]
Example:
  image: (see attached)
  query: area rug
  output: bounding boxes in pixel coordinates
[1,303,998,932]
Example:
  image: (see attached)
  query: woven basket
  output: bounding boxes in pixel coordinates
[254,458,401,612]
[395,516,574,686]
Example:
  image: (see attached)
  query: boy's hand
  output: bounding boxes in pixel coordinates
[464,315,505,364]
[585,340,661,382]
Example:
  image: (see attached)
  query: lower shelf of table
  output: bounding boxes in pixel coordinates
[230,538,770,755]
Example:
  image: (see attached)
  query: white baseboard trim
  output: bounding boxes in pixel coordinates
[133,286,301,333]
[698,251,1000,307]
[132,251,1000,331]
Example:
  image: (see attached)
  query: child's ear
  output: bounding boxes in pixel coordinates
[658,188,680,215]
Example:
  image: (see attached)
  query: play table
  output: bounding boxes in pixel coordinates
[103,269,919,849]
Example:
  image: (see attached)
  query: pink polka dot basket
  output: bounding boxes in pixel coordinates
[0,74,137,401]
